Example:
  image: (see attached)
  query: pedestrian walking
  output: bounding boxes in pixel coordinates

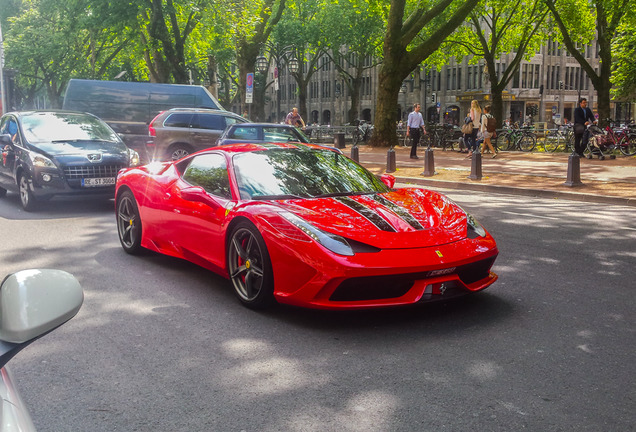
[481,105,497,158]
[573,97,595,157]
[285,107,306,129]
[467,99,482,157]
[406,103,426,159]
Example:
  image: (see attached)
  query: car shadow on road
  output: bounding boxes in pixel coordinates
[0,192,114,220]
[266,291,516,336]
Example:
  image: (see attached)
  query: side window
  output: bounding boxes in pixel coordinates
[0,117,19,144]
[228,126,259,140]
[164,113,193,128]
[182,153,232,199]
[225,116,244,127]
[194,114,226,130]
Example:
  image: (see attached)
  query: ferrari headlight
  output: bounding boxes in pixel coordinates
[466,212,486,238]
[30,153,56,168]
[279,211,354,256]
[128,149,141,166]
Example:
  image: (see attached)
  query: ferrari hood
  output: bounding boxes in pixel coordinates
[272,188,469,249]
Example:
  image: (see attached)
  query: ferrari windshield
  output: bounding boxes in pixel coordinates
[233,148,391,200]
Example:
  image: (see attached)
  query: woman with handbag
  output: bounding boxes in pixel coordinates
[466,100,482,157]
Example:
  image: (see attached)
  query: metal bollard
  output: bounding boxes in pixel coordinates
[334,133,346,149]
[386,147,396,173]
[467,152,482,180]
[350,145,359,162]
[421,147,435,176]
[563,153,584,186]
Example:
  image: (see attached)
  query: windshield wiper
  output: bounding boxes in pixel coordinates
[251,194,306,200]
[314,191,376,198]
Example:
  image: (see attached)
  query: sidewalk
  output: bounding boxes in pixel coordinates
[352,144,636,206]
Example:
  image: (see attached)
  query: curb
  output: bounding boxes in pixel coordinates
[393,176,636,207]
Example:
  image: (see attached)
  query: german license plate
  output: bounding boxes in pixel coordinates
[82,177,115,187]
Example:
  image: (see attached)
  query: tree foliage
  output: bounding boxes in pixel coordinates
[439,0,549,128]
[370,0,482,147]
[545,0,635,124]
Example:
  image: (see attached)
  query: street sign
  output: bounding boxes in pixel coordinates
[274,67,279,91]
[246,73,254,104]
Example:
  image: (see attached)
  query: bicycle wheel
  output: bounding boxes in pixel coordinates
[495,133,510,151]
[420,133,431,148]
[543,131,561,152]
[352,130,360,146]
[518,134,536,152]
[619,134,636,156]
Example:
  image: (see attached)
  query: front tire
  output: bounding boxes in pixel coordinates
[116,189,144,255]
[227,221,275,309]
[18,173,37,211]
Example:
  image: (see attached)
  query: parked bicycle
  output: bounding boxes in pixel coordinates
[542,124,574,153]
[351,120,373,145]
[419,123,459,151]
[586,120,636,159]
[494,125,537,152]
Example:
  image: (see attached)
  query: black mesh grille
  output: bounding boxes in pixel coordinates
[63,165,123,179]
[329,254,497,302]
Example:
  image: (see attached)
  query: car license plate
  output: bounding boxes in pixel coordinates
[82,177,115,187]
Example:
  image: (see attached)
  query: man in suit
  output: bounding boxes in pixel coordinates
[573,97,595,157]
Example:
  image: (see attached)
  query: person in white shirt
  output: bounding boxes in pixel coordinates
[406,103,426,159]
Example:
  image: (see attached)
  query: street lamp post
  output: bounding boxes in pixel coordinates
[256,50,298,123]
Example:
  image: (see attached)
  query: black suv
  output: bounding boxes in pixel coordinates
[147,108,247,161]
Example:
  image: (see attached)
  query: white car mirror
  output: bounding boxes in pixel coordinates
[0,269,83,344]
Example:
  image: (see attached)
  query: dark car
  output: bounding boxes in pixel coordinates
[0,111,140,211]
[147,108,247,161]
[216,123,310,146]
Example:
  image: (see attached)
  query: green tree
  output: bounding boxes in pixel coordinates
[371,0,481,147]
[442,0,549,128]
[322,0,384,123]
[544,0,634,124]
[227,0,286,114]
[136,0,206,83]
[610,14,636,100]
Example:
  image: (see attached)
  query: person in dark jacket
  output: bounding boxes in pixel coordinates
[573,97,595,157]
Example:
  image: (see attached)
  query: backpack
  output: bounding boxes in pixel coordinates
[486,114,497,132]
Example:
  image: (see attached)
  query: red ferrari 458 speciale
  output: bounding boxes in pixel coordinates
[115,142,498,310]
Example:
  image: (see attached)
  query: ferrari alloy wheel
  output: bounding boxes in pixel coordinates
[227,222,274,309]
[116,190,143,255]
[18,173,37,211]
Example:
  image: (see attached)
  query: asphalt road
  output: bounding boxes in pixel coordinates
[1,190,634,432]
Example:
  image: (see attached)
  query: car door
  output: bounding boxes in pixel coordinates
[191,114,226,151]
[167,152,233,272]
[0,116,21,189]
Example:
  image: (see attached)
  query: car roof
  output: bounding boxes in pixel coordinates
[164,107,236,115]
[198,142,340,156]
[4,110,102,121]
[227,123,297,128]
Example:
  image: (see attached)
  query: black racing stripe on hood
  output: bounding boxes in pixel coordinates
[334,196,396,232]
[372,194,425,230]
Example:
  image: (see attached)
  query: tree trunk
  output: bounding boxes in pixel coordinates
[370,68,403,147]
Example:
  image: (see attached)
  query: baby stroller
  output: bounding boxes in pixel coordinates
[586,124,617,160]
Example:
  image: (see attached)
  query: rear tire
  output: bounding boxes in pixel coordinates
[116,189,144,255]
[167,144,193,161]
